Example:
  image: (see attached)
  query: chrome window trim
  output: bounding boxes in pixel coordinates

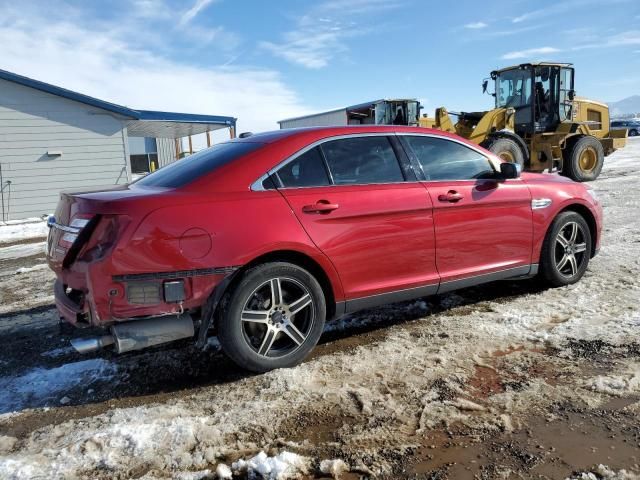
[250,131,519,191]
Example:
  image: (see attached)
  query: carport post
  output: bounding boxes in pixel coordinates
[206,131,211,147]
[188,135,193,154]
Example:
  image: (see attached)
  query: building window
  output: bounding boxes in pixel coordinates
[130,154,159,174]
[129,137,159,174]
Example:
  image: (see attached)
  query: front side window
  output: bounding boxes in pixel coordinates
[404,136,495,181]
[320,136,404,185]
[275,147,330,188]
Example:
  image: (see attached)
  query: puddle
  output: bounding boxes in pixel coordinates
[409,407,640,479]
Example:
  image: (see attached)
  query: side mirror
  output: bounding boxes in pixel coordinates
[482,79,488,94]
[568,89,575,100]
[500,162,521,179]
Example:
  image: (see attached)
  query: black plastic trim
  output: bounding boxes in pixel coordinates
[345,283,439,313]
[196,270,240,348]
[437,265,533,294]
[113,266,240,282]
[342,264,536,315]
[333,300,346,319]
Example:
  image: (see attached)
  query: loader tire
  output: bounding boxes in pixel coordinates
[562,136,604,182]
[483,137,525,167]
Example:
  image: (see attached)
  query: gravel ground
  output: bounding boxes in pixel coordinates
[0,139,639,479]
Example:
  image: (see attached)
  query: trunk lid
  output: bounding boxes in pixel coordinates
[46,184,165,272]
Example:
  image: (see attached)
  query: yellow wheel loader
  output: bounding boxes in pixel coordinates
[421,63,627,181]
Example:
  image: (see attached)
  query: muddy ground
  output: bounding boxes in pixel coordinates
[0,139,639,480]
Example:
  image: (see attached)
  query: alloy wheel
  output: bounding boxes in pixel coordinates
[554,221,588,278]
[240,277,314,358]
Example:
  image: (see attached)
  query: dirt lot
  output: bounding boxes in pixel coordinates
[0,139,639,480]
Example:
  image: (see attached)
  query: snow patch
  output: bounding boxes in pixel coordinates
[0,435,17,453]
[320,458,350,478]
[0,242,46,260]
[567,464,640,480]
[232,451,310,480]
[585,365,640,396]
[0,220,48,245]
[40,346,75,358]
[215,463,233,479]
[0,359,116,413]
[14,264,48,275]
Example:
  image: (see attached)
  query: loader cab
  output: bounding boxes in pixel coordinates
[492,63,575,135]
[373,100,421,126]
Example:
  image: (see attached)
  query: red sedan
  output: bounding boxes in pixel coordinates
[46,126,602,372]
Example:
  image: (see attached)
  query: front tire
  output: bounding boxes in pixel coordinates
[539,212,592,287]
[629,129,638,137]
[562,136,604,182]
[217,262,326,372]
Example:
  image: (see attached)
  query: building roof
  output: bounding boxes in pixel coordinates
[0,68,236,138]
[278,99,386,124]
[277,98,421,125]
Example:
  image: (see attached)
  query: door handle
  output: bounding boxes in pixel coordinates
[302,200,340,214]
[438,190,463,203]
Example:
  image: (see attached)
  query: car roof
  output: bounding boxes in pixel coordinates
[233,125,456,144]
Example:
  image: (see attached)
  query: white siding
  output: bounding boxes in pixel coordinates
[279,109,347,129]
[0,79,128,220]
[157,138,176,167]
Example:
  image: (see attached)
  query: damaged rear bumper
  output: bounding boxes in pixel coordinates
[54,279,91,326]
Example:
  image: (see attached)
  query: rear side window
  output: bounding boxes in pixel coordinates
[135,142,263,188]
[320,136,404,185]
[404,136,494,180]
[276,147,330,188]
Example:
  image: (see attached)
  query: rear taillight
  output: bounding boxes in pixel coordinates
[59,215,93,247]
[74,215,130,264]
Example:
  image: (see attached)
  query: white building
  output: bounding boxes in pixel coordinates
[0,68,236,220]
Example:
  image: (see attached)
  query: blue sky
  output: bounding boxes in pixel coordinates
[1,0,639,141]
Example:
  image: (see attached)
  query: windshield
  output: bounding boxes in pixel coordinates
[496,69,532,109]
[135,141,263,188]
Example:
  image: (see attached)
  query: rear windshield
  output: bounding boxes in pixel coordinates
[135,142,263,188]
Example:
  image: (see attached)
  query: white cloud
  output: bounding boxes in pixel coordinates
[260,23,349,69]
[571,30,640,51]
[179,0,217,26]
[513,0,633,23]
[132,0,172,20]
[464,22,488,29]
[501,46,561,60]
[606,30,640,46]
[261,0,403,69]
[0,3,309,135]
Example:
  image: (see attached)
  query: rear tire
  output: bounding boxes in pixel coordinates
[539,211,592,287]
[562,136,604,182]
[217,262,326,372]
[629,129,638,137]
[483,137,525,167]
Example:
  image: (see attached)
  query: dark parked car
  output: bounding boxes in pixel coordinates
[611,119,639,137]
[47,126,602,372]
